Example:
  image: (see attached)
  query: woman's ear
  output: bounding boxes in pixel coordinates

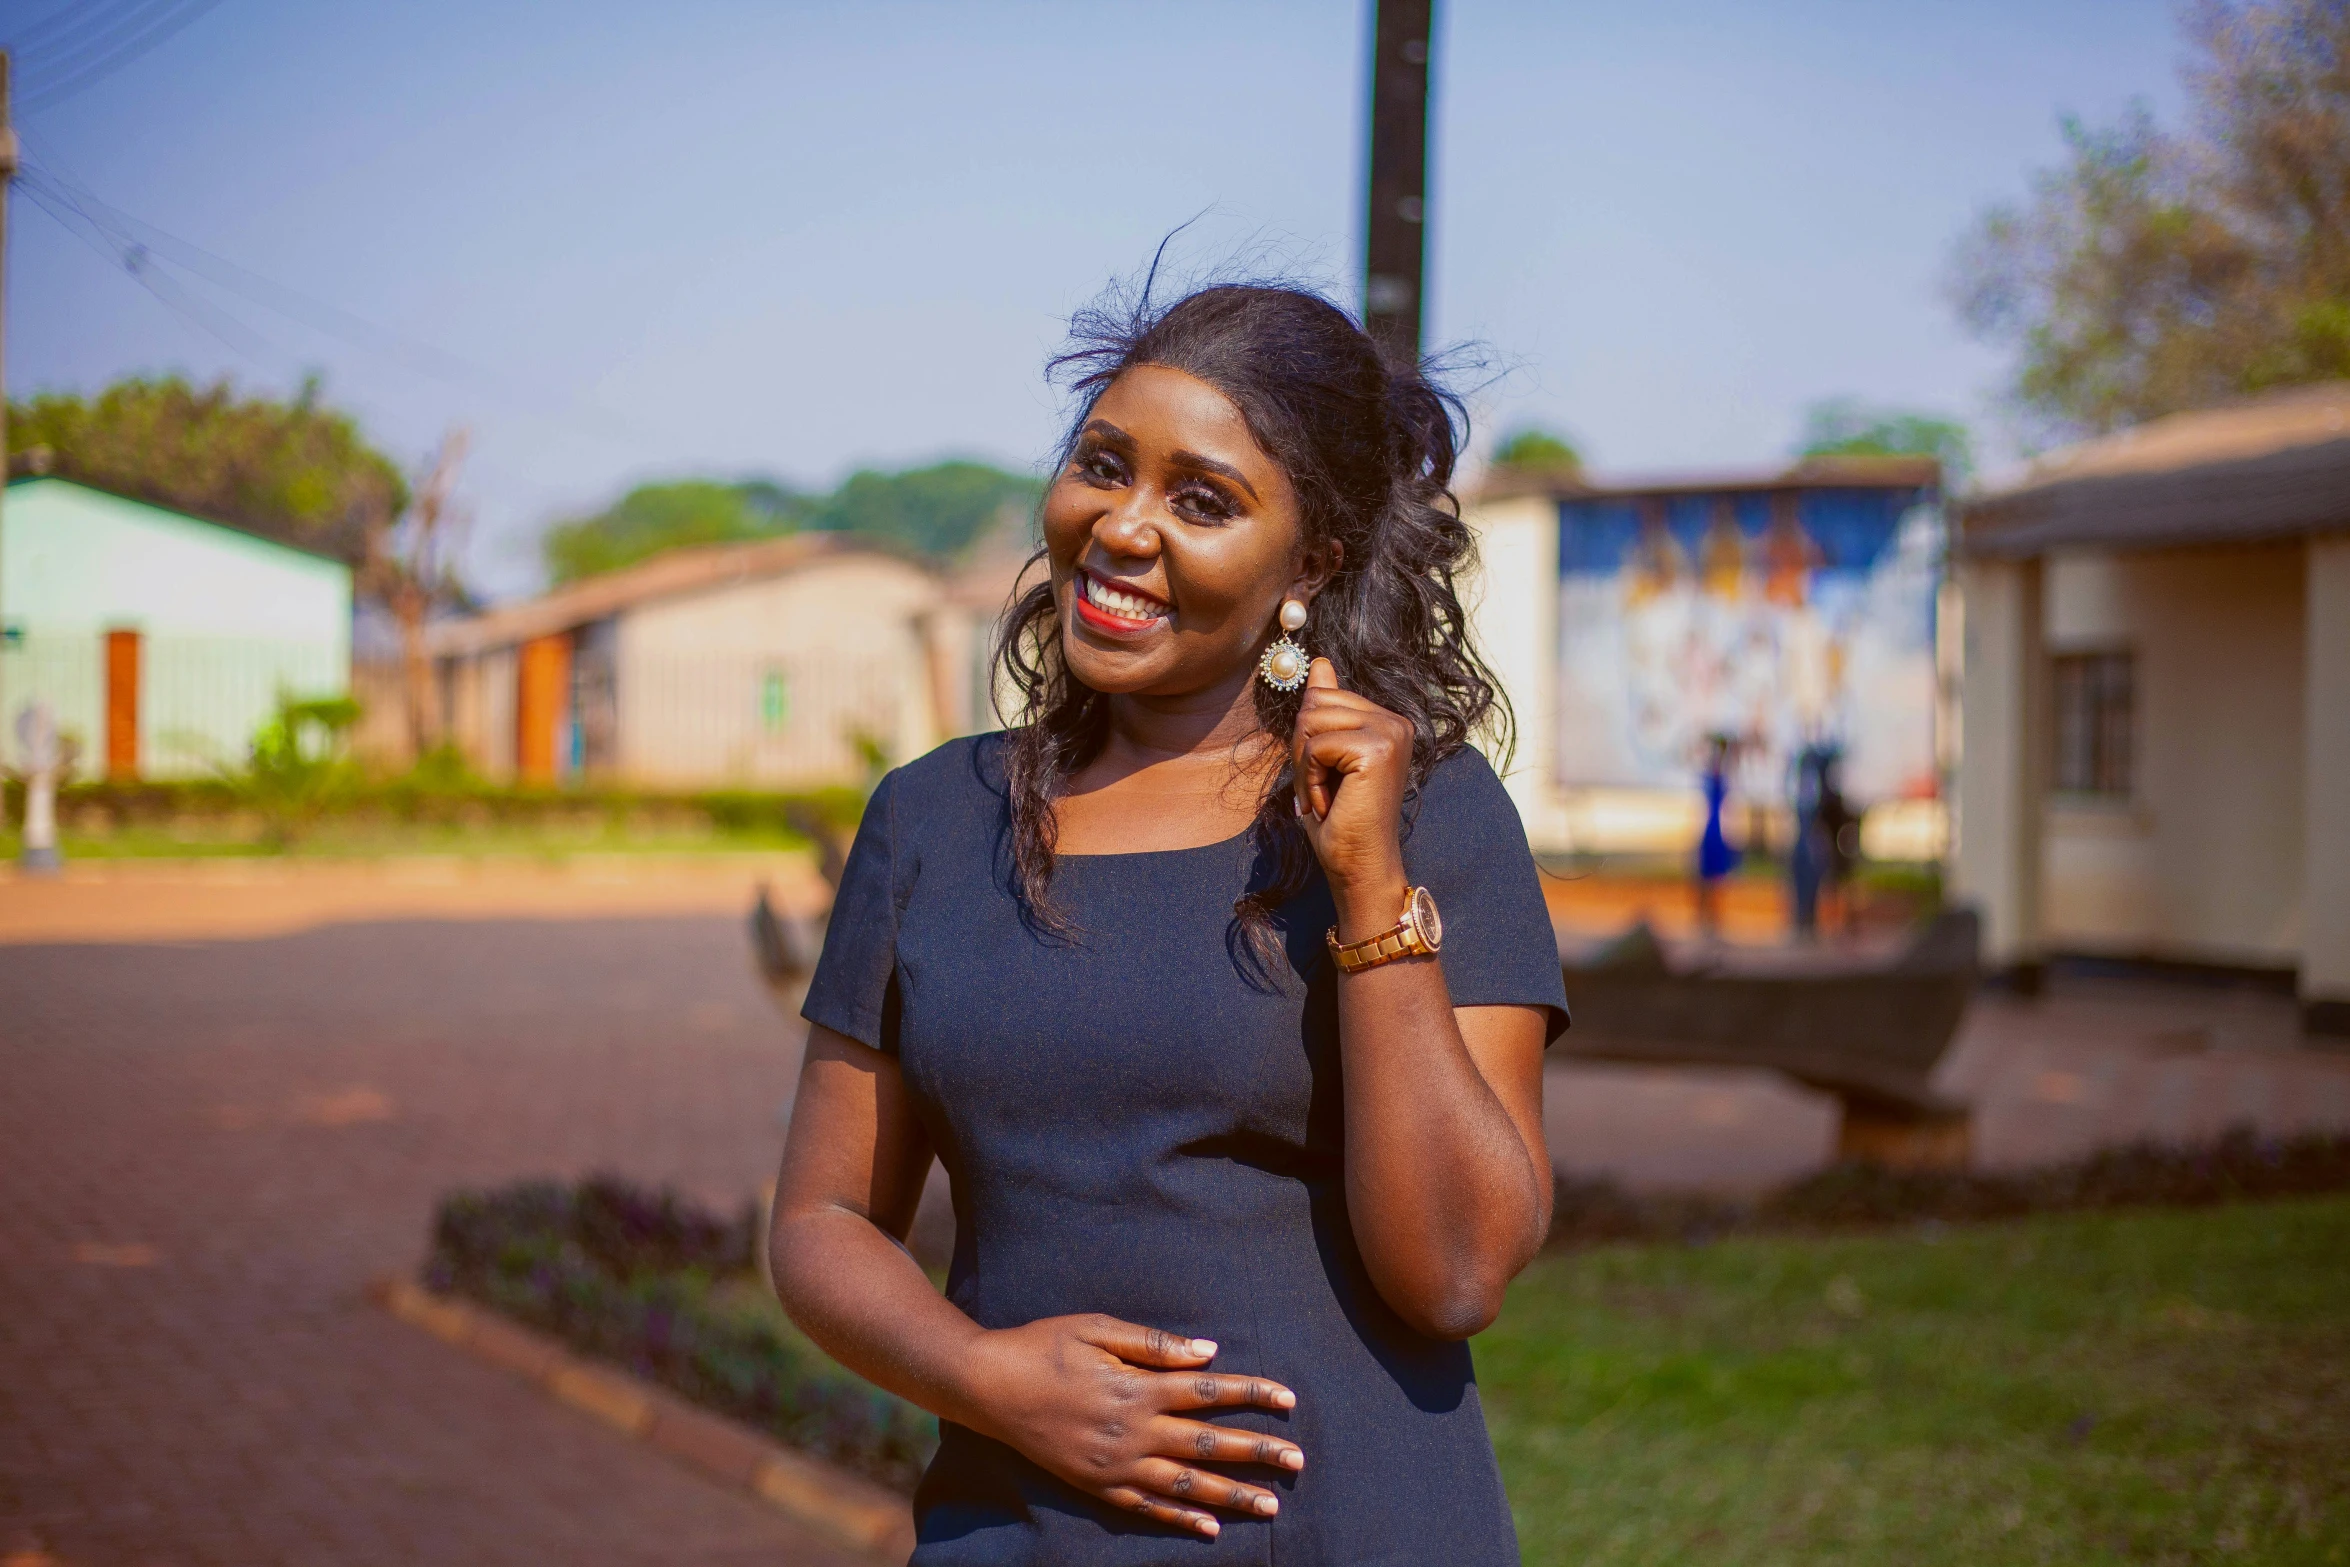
[1290,539,1343,605]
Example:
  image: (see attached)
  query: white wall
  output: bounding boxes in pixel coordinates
[2,479,351,642]
[616,553,942,786]
[1953,555,2043,968]
[1,479,352,775]
[2306,532,2350,1009]
[2040,542,2306,966]
[1461,494,1572,847]
[442,646,517,777]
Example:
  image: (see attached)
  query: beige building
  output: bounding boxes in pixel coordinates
[1952,382,2350,1034]
[427,535,955,788]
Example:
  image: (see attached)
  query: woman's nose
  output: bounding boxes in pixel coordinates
[1092,494,1163,560]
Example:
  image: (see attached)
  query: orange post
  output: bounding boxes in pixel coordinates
[515,633,572,784]
[104,628,141,779]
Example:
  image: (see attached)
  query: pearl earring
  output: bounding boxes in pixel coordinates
[1258,598,1310,691]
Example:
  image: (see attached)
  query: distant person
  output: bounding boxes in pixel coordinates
[768,282,1568,1564]
[1816,749,1858,937]
[1790,743,1848,939]
[1695,733,1740,941]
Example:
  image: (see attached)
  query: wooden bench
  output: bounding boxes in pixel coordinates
[1557,910,1981,1169]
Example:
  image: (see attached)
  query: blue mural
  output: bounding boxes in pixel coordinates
[1555,484,1943,806]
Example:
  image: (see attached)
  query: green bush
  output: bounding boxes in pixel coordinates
[425,1175,936,1492]
[235,692,364,845]
[21,772,867,841]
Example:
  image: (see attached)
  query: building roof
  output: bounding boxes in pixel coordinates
[1476,454,1941,504]
[1960,381,2350,557]
[3,474,352,564]
[426,532,935,656]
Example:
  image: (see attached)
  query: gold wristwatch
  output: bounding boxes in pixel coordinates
[1326,886,1444,975]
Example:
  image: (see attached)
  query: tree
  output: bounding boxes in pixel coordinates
[540,461,1038,585]
[1952,0,2350,439]
[804,460,1040,558]
[366,430,470,755]
[1489,427,1584,473]
[1797,399,1974,483]
[541,479,806,585]
[7,375,409,561]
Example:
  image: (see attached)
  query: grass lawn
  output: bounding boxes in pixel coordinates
[1480,1196,2350,1566]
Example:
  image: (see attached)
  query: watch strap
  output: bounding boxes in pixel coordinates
[1325,893,1433,975]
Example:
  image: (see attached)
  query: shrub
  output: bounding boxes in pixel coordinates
[425,1175,936,1492]
[29,773,868,843]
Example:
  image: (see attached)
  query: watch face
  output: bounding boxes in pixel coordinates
[1410,887,1442,949]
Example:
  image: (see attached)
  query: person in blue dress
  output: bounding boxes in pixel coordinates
[770,281,1570,1565]
[1695,733,1740,941]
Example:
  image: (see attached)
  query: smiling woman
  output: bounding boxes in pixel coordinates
[766,280,1571,1565]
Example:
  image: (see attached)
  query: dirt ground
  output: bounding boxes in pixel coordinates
[0,854,834,945]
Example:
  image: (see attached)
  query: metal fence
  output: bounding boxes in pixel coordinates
[0,632,345,778]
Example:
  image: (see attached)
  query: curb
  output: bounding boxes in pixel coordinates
[370,1276,915,1562]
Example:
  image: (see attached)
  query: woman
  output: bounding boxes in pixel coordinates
[769,281,1569,1565]
[1695,733,1740,942]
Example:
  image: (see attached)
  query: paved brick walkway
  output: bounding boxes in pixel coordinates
[8,907,2347,1563]
[0,916,870,1567]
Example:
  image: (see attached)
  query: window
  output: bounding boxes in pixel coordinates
[2053,651,2134,797]
[760,669,791,735]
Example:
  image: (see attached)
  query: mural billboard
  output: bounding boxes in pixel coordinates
[1554,480,1943,807]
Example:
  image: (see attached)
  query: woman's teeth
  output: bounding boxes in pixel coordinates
[1084,573,1166,621]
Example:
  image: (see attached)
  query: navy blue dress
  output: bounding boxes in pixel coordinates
[804,733,1569,1566]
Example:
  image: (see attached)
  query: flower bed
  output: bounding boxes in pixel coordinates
[424,1175,936,1493]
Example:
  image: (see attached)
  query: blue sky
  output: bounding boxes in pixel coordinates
[6,0,2189,598]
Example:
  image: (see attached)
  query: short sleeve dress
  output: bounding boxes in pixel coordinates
[803,732,1569,1567]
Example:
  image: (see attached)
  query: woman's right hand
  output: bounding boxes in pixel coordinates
[958,1314,1305,1539]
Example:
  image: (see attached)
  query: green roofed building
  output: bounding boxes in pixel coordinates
[1,476,353,779]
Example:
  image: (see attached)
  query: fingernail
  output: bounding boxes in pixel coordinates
[1195,1516,1219,1536]
[1255,1494,1278,1515]
[1274,1389,1296,1409]
[1281,1448,1305,1470]
[1189,1338,1217,1358]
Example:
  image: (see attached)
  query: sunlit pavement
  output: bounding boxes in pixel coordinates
[0,916,868,1567]
[1547,974,2350,1191]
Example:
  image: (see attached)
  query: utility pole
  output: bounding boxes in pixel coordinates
[1,51,16,759]
[1362,0,1433,363]
[0,50,38,873]
[0,51,11,486]
[0,51,12,498]
[1,51,14,551]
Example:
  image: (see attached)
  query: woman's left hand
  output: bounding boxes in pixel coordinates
[1293,658,1412,924]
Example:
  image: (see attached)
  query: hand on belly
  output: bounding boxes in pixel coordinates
[959,1313,1305,1539]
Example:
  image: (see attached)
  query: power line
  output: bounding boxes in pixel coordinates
[20,0,227,113]
[26,156,513,390]
[2,0,142,53]
[16,171,284,363]
[16,143,652,447]
[20,0,182,76]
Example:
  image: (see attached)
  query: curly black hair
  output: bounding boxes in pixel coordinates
[994,278,1510,953]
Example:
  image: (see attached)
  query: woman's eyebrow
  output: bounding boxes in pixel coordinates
[1078,418,1135,449]
[1170,449,1260,503]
